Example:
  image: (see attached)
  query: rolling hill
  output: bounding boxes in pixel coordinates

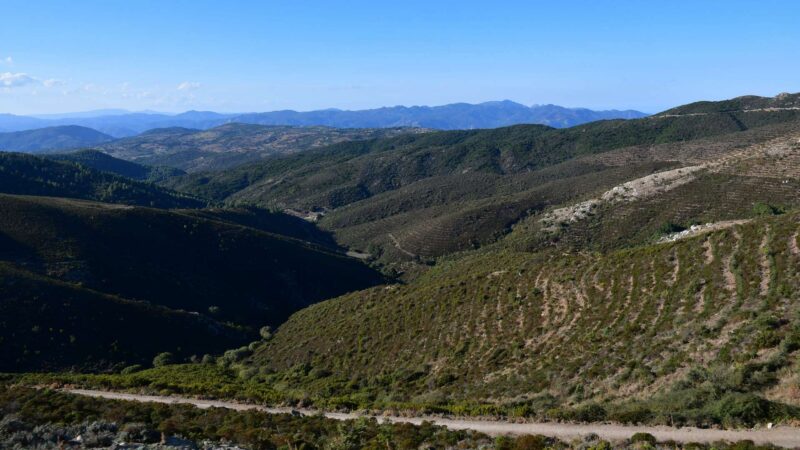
[95,123,428,172]
[0,152,203,208]
[0,125,113,152]
[0,193,383,371]
[163,94,800,270]
[47,149,185,182]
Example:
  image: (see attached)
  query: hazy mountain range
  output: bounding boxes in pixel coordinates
[0,101,648,137]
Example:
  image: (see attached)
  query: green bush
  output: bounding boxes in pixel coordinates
[513,434,548,450]
[630,432,657,444]
[658,221,686,234]
[152,352,174,368]
[752,202,785,217]
[120,364,143,375]
[574,403,607,422]
[710,393,772,426]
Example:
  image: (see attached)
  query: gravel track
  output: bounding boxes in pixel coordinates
[64,389,800,447]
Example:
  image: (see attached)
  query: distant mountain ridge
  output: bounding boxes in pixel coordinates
[231,101,647,130]
[0,101,648,137]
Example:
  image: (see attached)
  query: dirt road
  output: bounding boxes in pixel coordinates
[64,389,800,447]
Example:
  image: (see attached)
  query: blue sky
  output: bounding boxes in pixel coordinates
[1,0,798,114]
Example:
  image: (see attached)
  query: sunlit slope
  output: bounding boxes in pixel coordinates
[252,213,800,410]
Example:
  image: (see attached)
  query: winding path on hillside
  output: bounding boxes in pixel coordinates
[64,389,800,447]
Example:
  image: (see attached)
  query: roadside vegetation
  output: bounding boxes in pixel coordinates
[0,383,789,449]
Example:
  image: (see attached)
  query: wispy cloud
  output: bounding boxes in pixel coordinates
[177,81,201,91]
[2,57,12,65]
[0,72,36,88]
[0,70,65,91]
[42,78,64,88]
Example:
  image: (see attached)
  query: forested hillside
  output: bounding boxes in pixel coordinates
[0,194,382,371]
[0,152,203,208]
[48,149,185,182]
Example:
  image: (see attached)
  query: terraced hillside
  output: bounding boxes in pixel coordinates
[166,97,800,269]
[97,123,426,172]
[0,152,203,208]
[48,149,185,182]
[0,194,382,370]
[250,212,800,423]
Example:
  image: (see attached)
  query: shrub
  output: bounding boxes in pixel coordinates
[609,404,653,424]
[495,435,514,450]
[120,364,143,375]
[752,202,785,217]
[152,352,174,368]
[219,346,252,366]
[658,221,686,234]
[574,403,607,422]
[514,434,548,450]
[630,432,657,445]
[710,393,771,426]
